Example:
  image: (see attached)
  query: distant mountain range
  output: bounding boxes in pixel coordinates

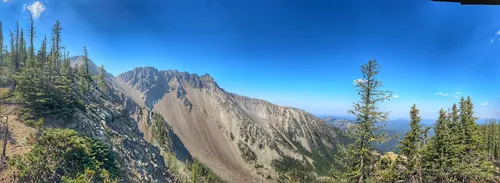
[321,116,435,153]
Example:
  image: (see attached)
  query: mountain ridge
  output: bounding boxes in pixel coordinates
[113,66,347,182]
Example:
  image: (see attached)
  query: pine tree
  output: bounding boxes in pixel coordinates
[397,104,429,183]
[8,30,16,84]
[28,12,35,61]
[98,65,107,91]
[18,28,26,69]
[455,97,494,182]
[47,21,62,84]
[15,21,19,73]
[38,35,47,85]
[330,59,392,183]
[61,50,71,78]
[51,20,62,71]
[422,109,455,183]
[0,21,3,64]
[496,119,500,160]
[0,21,4,85]
[191,159,200,183]
[79,46,91,94]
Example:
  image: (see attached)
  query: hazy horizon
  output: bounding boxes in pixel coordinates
[1,0,499,119]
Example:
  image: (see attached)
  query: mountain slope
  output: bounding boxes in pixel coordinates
[114,67,347,182]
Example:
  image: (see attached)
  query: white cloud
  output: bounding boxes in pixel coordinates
[436,91,462,98]
[491,30,500,44]
[393,95,399,98]
[481,102,488,106]
[353,79,366,85]
[436,92,449,96]
[3,0,9,3]
[26,1,46,19]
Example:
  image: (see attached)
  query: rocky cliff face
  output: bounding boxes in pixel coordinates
[67,58,184,182]
[115,67,347,182]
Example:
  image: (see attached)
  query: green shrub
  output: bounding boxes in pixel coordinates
[9,128,119,182]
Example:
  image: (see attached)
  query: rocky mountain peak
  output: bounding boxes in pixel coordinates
[119,67,219,92]
[69,56,114,78]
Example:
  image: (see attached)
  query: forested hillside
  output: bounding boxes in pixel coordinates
[0,17,181,182]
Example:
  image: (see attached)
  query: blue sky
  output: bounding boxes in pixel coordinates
[1,0,499,120]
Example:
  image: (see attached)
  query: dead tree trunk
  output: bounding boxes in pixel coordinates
[2,116,8,160]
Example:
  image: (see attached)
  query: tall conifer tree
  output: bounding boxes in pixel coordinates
[330,59,392,183]
[397,104,429,183]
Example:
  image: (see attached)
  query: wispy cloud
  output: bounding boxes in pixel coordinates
[393,95,399,98]
[3,0,9,3]
[491,30,500,44]
[25,1,46,19]
[436,91,462,98]
[436,92,449,96]
[353,79,366,85]
[481,102,488,106]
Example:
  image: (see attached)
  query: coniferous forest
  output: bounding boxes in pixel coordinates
[329,60,499,183]
[0,15,499,183]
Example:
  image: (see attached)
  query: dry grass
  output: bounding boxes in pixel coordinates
[0,111,37,183]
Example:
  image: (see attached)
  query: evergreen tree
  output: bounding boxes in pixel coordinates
[98,65,107,91]
[455,97,494,182]
[496,119,500,160]
[13,21,75,120]
[15,21,19,73]
[191,159,200,183]
[51,20,62,71]
[47,21,62,84]
[38,35,47,85]
[79,46,91,94]
[330,59,392,183]
[18,28,26,69]
[28,12,35,61]
[8,30,16,86]
[397,104,429,183]
[0,21,3,64]
[422,109,455,182]
[61,50,71,78]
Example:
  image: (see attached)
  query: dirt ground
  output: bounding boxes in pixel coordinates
[0,107,37,183]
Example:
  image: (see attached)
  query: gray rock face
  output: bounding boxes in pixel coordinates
[67,60,179,183]
[116,67,347,182]
[66,88,178,183]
